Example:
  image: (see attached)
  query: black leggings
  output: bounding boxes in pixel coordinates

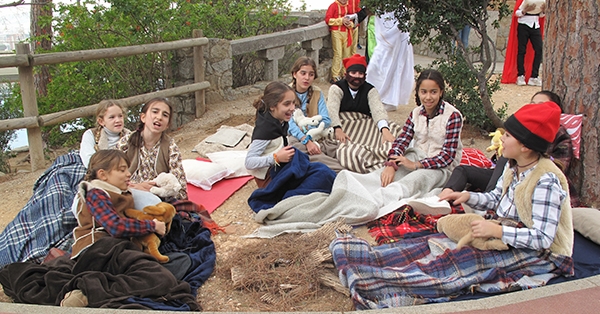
[517,23,543,78]
[444,157,508,192]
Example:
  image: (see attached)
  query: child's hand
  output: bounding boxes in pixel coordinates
[276,146,295,163]
[381,128,395,143]
[380,166,396,187]
[335,128,351,143]
[471,220,503,239]
[342,17,352,27]
[305,141,322,155]
[153,219,166,236]
[439,191,470,205]
[438,188,455,200]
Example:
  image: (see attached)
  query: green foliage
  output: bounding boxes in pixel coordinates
[0,83,19,172]
[18,0,297,147]
[416,55,507,131]
[364,0,510,128]
[364,0,510,53]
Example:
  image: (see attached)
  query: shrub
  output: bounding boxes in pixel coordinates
[4,0,298,147]
[416,54,507,131]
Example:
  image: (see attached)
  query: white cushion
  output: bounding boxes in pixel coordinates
[206,150,250,178]
[572,207,600,245]
[182,159,233,190]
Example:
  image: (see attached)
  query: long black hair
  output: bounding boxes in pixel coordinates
[414,69,446,109]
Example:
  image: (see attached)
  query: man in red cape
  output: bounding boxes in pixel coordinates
[501,0,545,84]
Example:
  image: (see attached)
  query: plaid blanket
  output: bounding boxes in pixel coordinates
[330,233,574,310]
[0,152,86,267]
[336,112,402,173]
[367,204,465,245]
[0,203,216,310]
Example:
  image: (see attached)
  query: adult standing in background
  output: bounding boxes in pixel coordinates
[365,12,414,111]
[501,0,546,85]
[325,0,361,83]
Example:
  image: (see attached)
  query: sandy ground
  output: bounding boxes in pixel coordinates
[0,79,540,310]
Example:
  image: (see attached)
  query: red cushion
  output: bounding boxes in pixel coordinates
[560,113,583,159]
[460,148,493,168]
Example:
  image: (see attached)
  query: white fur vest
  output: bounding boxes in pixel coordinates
[502,158,573,256]
[411,101,463,171]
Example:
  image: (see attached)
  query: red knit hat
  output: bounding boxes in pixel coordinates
[503,101,561,153]
[343,54,367,73]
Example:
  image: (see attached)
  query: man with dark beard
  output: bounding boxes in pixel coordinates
[326,54,395,143]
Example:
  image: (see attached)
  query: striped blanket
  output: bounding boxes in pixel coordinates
[330,233,574,310]
[0,152,86,267]
[336,111,403,173]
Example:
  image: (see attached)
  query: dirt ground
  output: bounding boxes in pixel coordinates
[0,79,541,311]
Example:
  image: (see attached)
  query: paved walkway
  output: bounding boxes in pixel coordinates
[1,275,599,313]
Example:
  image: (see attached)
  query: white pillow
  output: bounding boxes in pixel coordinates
[572,207,600,245]
[182,159,233,190]
[206,150,250,178]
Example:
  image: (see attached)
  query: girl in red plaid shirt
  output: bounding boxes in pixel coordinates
[71,150,166,259]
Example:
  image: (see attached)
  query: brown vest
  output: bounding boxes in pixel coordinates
[71,180,135,259]
[305,86,322,118]
[126,132,171,176]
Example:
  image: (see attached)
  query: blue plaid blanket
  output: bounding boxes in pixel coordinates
[0,152,86,267]
[330,233,574,310]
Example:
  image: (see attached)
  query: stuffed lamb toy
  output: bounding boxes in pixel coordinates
[150,172,182,198]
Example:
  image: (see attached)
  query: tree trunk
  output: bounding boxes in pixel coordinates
[30,0,52,97]
[544,0,600,207]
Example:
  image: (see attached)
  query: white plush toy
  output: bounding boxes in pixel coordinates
[305,122,331,142]
[293,109,322,132]
[150,172,182,198]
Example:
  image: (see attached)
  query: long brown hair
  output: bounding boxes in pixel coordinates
[84,150,130,181]
[252,81,297,115]
[290,56,318,105]
[129,97,173,150]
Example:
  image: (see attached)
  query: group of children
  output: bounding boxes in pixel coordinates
[1,49,574,308]
[245,53,574,305]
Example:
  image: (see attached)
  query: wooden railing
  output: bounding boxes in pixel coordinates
[0,31,210,171]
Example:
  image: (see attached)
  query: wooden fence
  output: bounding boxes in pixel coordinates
[0,30,210,171]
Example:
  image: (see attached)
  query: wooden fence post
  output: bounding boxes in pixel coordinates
[16,43,45,172]
[193,29,205,118]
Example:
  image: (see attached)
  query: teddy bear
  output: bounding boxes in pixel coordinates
[150,172,182,198]
[486,128,505,157]
[436,213,509,251]
[293,108,322,133]
[124,202,177,263]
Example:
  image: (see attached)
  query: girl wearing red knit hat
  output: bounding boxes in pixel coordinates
[330,101,573,307]
[443,101,574,258]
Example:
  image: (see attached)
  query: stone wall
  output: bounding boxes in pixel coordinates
[167,7,517,126]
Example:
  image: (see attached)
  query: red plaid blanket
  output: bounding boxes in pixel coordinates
[367,204,465,245]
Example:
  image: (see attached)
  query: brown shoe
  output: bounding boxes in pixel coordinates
[60,290,88,307]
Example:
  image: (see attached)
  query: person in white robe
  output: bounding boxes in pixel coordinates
[366,12,415,111]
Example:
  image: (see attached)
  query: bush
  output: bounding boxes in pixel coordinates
[3,0,298,147]
[416,54,507,131]
[0,83,18,173]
